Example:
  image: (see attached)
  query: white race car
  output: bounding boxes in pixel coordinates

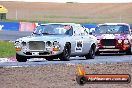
[15,23,97,62]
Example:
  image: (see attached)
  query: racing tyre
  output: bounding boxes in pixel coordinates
[45,57,54,61]
[85,46,95,59]
[126,47,132,55]
[16,53,27,62]
[59,43,71,61]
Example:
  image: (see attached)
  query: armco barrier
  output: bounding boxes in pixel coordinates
[1,22,132,32]
[19,22,36,32]
[0,22,19,31]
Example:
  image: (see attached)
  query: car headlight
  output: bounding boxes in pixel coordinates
[46,41,52,47]
[53,41,59,46]
[118,39,122,44]
[22,41,26,46]
[53,41,60,48]
[97,40,100,43]
[15,41,21,47]
[53,41,60,51]
[124,40,129,44]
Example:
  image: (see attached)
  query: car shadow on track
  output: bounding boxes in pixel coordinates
[29,57,87,62]
[96,53,126,56]
[29,53,131,62]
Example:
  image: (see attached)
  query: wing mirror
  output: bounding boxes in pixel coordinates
[89,30,95,35]
[89,32,93,35]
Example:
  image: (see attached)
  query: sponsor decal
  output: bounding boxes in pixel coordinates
[75,40,83,52]
[76,65,131,85]
[0,25,4,31]
[19,22,36,32]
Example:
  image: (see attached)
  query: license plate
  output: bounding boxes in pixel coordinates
[103,46,115,48]
[32,52,39,55]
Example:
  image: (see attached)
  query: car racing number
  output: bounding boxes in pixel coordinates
[75,40,83,52]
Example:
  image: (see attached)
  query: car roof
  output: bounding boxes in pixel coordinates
[38,23,82,26]
[40,23,75,25]
[98,23,130,26]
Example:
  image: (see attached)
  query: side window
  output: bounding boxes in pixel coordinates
[74,26,87,36]
[65,27,73,35]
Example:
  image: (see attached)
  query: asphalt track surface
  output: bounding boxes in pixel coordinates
[0,31,32,41]
[0,31,132,67]
[0,53,132,67]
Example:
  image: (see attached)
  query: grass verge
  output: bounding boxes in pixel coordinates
[1,19,96,24]
[0,41,15,58]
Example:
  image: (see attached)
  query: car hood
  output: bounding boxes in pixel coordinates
[95,33,128,40]
[16,35,69,42]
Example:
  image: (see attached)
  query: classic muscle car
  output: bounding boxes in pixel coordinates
[15,23,97,62]
[94,23,132,55]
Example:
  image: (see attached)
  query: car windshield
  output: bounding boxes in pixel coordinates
[95,25,129,34]
[33,24,73,35]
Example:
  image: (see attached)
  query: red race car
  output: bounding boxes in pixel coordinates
[94,23,132,55]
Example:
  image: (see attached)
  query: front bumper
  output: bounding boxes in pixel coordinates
[16,49,63,57]
[98,49,120,52]
[97,39,131,53]
[97,45,130,53]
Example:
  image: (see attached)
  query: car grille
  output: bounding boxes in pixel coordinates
[101,39,116,46]
[29,41,45,51]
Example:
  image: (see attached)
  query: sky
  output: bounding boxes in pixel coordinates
[1,0,132,3]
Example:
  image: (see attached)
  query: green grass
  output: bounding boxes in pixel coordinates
[0,41,15,58]
[0,18,97,24]
[1,19,45,23]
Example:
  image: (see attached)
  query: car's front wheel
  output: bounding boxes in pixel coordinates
[85,46,95,59]
[16,53,27,62]
[45,57,54,61]
[59,43,71,61]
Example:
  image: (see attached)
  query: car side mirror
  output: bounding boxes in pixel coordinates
[89,32,92,35]
[31,32,34,35]
[73,31,76,36]
[89,30,95,35]
[31,32,35,36]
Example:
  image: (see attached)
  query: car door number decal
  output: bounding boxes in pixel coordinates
[75,40,83,52]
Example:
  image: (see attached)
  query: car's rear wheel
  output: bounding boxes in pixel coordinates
[59,43,71,61]
[16,53,27,62]
[126,47,132,55]
[85,45,95,59]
